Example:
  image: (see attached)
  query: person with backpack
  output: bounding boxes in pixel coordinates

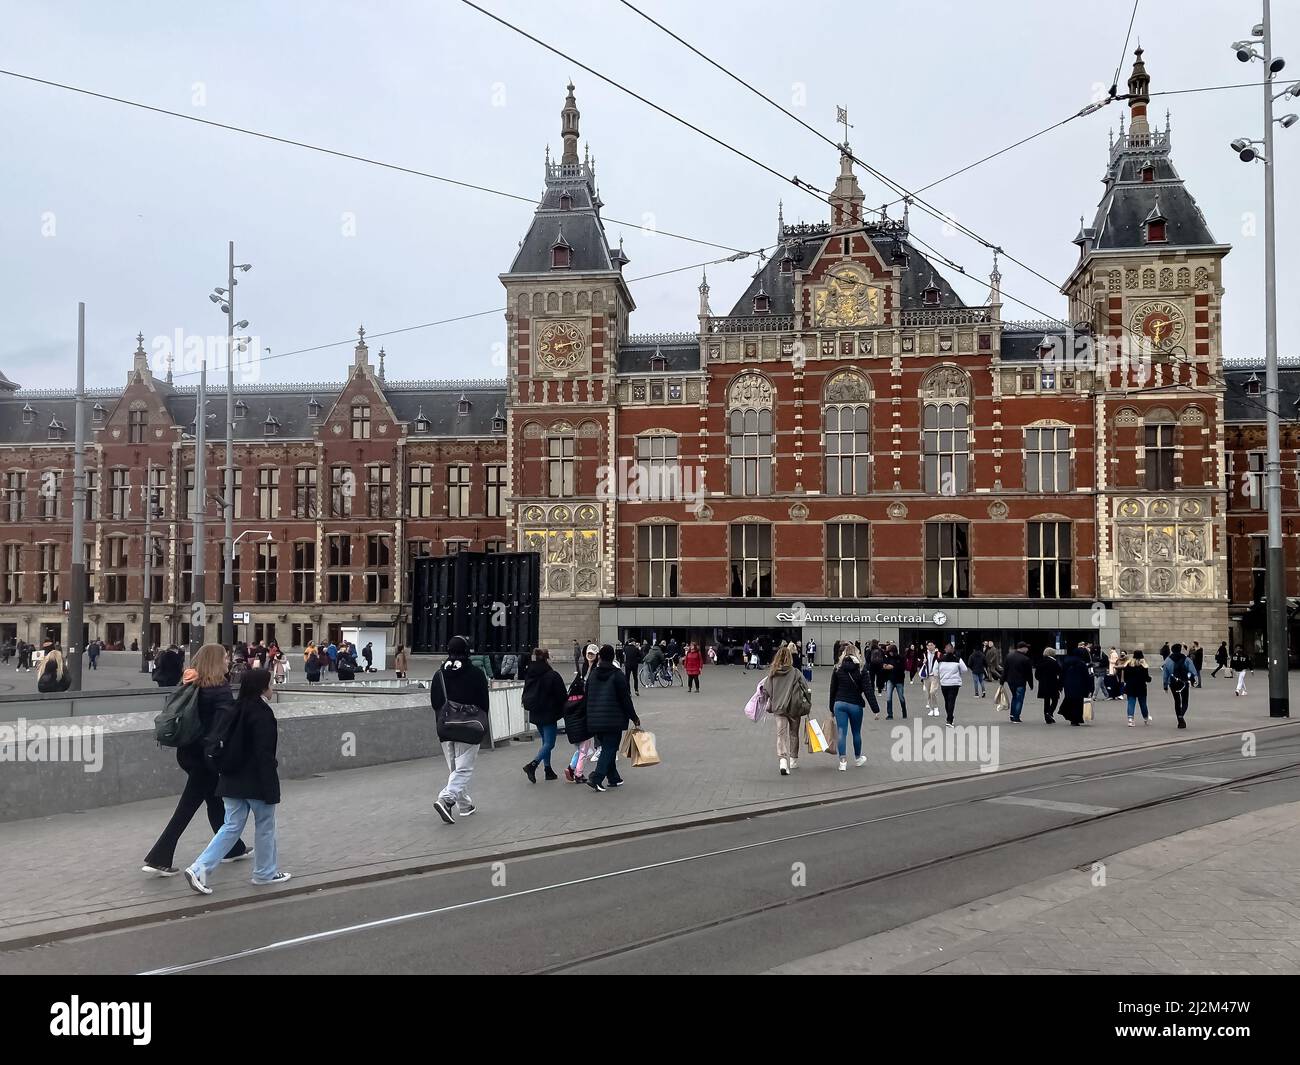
[762,643,811,775]
[336,646,357,682]
[1036,647,1062,724]
[1122,650,1152,726]
[326,641,338,673]
[967,644,987,699]
[919,640,942,717]
[304,650,322,684]
[431,636,490,823]
[868,641,886,694]
[582,644,640,792]
[828,643,871,771]
[37,649,72,693]
[935,644,968,727]
[1162,643,1197,729]
[684,642,703,693]
[521,648,566,783]
[142,643,249,876]
[1231,645,1250,696]
[183,668,289,894]
[361,642,374,672]
[883,642,908,719]
[1211,641,1229,679]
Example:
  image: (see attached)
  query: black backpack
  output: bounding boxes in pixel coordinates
[1169,656,1190,692]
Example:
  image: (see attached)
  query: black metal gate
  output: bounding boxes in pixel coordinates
[410,551,539,655]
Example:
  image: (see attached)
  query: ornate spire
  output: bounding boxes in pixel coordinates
[378,346,386,382]
[698,267,711,318]
[133,330,149,376]
[354,324,369,369]
[777,199,784,238]
[829,145,865,232]
[1127,46,1152,142]
[561,81,580,166]
[989,250,1002,321]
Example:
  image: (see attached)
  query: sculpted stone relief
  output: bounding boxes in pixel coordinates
[920,366,970,401]
[728,373,774,411]
[521,508,603,599]
[1110,495,1214,599]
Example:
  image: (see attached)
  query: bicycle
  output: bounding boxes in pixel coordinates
[638,662,683,688]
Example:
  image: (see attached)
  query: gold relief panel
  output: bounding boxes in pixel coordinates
[812,264,883,328]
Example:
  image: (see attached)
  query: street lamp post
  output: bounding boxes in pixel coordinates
[228,529,274,650]
[1230,2,1298,717]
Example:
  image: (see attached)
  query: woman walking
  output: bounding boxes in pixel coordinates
[762,644,811,776]
[1231,645,1250,696]
[1123,650,1152,726]
[522,648,566,783]
[183,668,289,894]
[935,644,967,726]
[827,644,870,771]
[1058,644,1092,726]
[565,644,600,782]
[142,644,249,876]
[904,644,918,684]
[393,644,409,680]
[1036,647,1062,724]
[684,641,703,693]
[304,649,322,684]
[36,648,72,693]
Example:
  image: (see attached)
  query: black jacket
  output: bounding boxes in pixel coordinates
[1122,662,1152,697]
[216,695,281,804]
[522,660,567,727]
[1215,644,1229,665]
[968,650,986,674]
[37,660,71,693]
[622,643,643,671]
[881,650,904,683]
[583,663,639,734]
[304,653,322,681]
[828,659,868,712]
[154,649,183,687]
[1191,647,1204,671]
[1003,650,1035,691]
[431,658,490,716]
[1060,654,1092,700]
[177,683,236,773]
[1231,649,1249,671]
[1035,656,1062,699]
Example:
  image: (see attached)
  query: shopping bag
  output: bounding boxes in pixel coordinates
[1082,698,1093,723]
[994,683,1010,712]
[625,728,660,767]
[619,731,636,758]
[821,713,838,754]
[744,680,770,722]
[805,717,829,754]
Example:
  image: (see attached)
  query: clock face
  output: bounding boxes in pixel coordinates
[536,321,586,370]
[1129,300,1185,352]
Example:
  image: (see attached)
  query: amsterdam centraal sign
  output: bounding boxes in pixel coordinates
[775,607,950,626]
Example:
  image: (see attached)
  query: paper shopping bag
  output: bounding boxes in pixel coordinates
[1082,698,1093,723]
[805,717,828,754]
[627,728,660,767]
[619,730,637,759]
[821,714,839,754]
[994,683,1010,712]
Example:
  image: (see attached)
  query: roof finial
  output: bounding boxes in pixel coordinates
[378,346,386,382]
[358,324,366,344]
[135,331,145,353]
[1127,43,1152,142]
[561,81,580,166]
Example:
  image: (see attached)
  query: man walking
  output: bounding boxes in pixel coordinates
[87,639,100,671]
[572,639,583,676]
[431,636,490,823]
[1211,641,1229,679]
[805,638,817,667]
[1161,642,1198,730]
[1190,641,1205,688]
[583,644,641,792]
[622,638,643,695]
[1003,642,1035,724]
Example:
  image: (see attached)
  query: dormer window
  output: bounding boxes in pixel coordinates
[1144,199,1167,243]
[1246,372,1262,396]
[492,408,506,433]
[752,290,770,314]
[923,285,940,307]
[650,350,667,373]
[551,227,573,270]
[21,403,34,425]
[264,414,280,437]
[307,396,321,419]
[1141,162,1155,183]
[559,192,573,211]
[92,403,107,424]
[780,252,794,275]
[48,417,65,442]
[458,394,471,416]
[233,399,247,420]
[413,406,430,433]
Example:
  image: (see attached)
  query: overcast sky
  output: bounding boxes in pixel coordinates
[1,0,1296,390]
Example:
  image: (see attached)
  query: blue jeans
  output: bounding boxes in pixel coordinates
[1009,684,1027,721]
[192,797,279,882]
[534,723,557,768]
[833,701,864,758]
[886,681,907,717]
[1126,693,1149,719]
[971,671,985,697]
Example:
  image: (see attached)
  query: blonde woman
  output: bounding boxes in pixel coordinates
[142,643,250,876]
[762,644,811,776]
[36,648,71,693]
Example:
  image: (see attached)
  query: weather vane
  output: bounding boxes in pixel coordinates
[836,105,853,146]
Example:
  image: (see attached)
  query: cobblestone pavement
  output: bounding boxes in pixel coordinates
[768,800,1300,975]
[1,664,1293,944]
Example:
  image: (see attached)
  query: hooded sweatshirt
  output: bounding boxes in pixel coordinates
[522,658,566,726]
[763,664,810,720]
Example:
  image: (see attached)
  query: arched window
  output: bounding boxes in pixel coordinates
[920,367,970,495]
[727,374,774,496]
[823,370,871,495]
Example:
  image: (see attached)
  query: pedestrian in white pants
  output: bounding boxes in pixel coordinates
[431,636,490,825]
[1236,669,1248,697]
[919,641,942,716]
[440,740,478,810]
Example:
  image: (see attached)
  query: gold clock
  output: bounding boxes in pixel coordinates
[1129,300,1185,352]
[536,321,587,370]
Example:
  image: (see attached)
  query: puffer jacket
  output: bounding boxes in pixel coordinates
[583,662,640,734]
[762,664,811,720]
[828,658,868,712]
[522,659,566,727]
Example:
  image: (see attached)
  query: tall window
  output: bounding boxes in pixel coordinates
[230,552,242,603]
[447,465,471,517]
[39,470,61,519]
[148,537,164,602]
[183,468,195,521]
[148,467,167,520]
[407,539,431,596]
[728,409,773,496]
[110,469,131,519]
[925,521,970,598]
[254,543,278,602]
[128,408,147,443]
[923,403,969,495]
[366,464,392,518]
[1145,423,1175,490]
[547,436,575,498]
[37,543,59,604]
[328,534,351,567]
[365,539,390,603]
[636,435,680,501]
[826,522,870,597]
[2,544,23,604]
[294,466,318,518]
[291,623,315,648]
[229,468,243,520]
[292,542,316,603]
[824,406,870,495]
[181,541,193,602]
[328,573,351,603]
[367,534,390,567]
[636,524,679,597]
[1251,536,1266,603]
[485,464,506,517]
[1028,521,1072,598]
[1025,426,1070,493]
[351,402,371,439]
[85,469,98,520]
[729,523,773,598]
[257,468,280,520]
[1246,452,1265,509]
[4,472,26,521]
[104,537,129,603]
[330,465,353,517]
[409,465,434,517]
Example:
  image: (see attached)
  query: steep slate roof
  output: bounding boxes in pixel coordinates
[507,177,617,274]
[1223,362,1300,422]
[617,340,699,374]
[1000,327,1074,363]
[0,395,83,445]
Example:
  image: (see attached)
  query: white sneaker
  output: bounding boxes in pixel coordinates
[854,755,867,767]
[779,757,789,776]
[789,758,799,769]
[1128,719,1135,727]
[183,866,211,896]
[1144,717,1151,725]
[838,758,847,771]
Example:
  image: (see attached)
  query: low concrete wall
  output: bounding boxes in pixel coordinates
[0,684,528,823]
[0,689,170,721]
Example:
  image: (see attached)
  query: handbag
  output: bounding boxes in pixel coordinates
[620,727,660,767]
[433,671,488,745]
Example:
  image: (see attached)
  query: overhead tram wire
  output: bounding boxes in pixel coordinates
[0,67,751,258]
[1108,0,1142,100]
